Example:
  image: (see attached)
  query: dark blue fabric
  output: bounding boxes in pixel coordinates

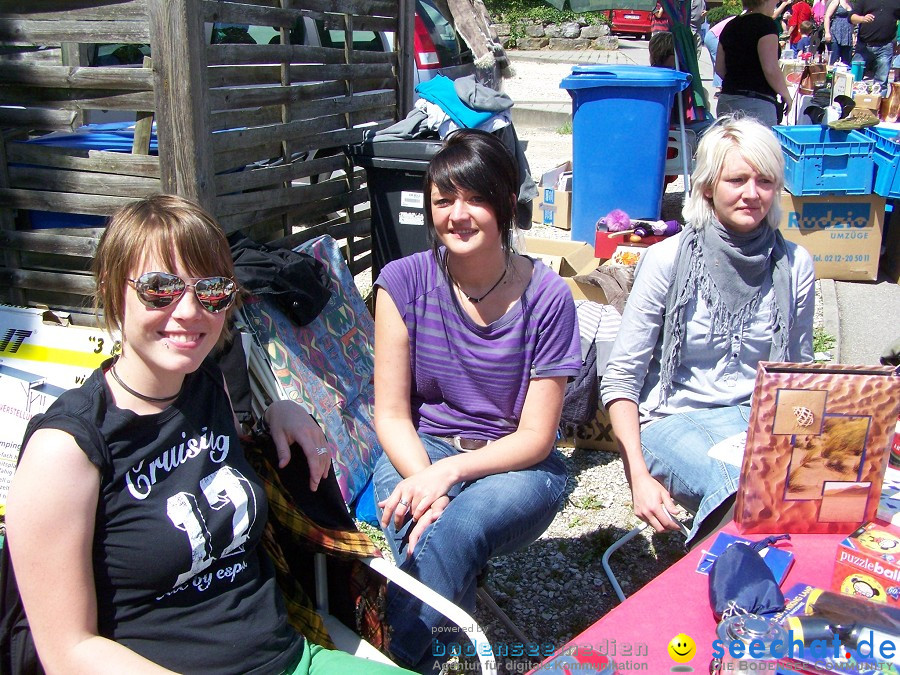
[709,536,789,620]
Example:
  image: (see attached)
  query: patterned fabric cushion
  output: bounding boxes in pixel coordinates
[242,235,379,504]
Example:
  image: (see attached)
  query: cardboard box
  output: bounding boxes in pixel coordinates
[854,93,882,111]
[522,236,607,303]
[594,232,665,260]
[736,362,900,535]
[532,162,573,231]
[779,192,884,281]
[0,365,65,513]
[0,306,118,389]
[559,405,618,452]
[833,522,900,606]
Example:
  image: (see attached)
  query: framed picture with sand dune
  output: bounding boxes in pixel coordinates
[736,362,900,535]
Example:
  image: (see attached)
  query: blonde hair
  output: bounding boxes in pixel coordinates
[682,115,785,230]
[93,194,238,341]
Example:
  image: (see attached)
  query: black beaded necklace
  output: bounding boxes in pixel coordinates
[109,364,182,403]
[450,264,508,304]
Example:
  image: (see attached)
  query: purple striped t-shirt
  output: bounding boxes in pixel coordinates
[375,250,581,441]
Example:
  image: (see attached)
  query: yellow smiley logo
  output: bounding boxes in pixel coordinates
[668,633,696,663]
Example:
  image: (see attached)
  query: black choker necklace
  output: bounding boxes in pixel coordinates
[109,365,182,404]
[451,265,508,304]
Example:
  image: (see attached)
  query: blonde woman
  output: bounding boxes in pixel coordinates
[601,117,815,547]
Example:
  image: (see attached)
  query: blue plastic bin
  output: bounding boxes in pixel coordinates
[862,126,900,198]
[773,125,874,196]
[12,123,159,229]
[560,65,690,244]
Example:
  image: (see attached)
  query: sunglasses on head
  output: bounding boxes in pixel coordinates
[126,272,238,314]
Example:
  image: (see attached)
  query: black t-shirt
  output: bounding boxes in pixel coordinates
[24,359,302,674]
[720,12,780,97]
[854,0,900,45]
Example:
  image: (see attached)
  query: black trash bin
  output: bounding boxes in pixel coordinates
[346,139,444,279]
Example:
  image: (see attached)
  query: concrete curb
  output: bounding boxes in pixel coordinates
[819,278,842,363]
[511,105,571,129]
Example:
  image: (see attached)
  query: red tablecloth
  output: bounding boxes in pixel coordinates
[528,523,845,673]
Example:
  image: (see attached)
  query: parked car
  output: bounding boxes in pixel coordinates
[413,0,475,86]
[92,1,473,83]
[605,9,654,40]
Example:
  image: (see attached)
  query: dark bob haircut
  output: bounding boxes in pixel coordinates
[423,129,519,265]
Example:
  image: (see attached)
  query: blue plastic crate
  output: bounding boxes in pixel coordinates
[773,125,874,196]
[862,126,900,198]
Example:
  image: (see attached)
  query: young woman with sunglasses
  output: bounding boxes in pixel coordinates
[5,195,410,674]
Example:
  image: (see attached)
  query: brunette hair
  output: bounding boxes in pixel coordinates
[649,31,675,67]
[93,194,237,338]
[423,129,518,267]
[682,115,785,230]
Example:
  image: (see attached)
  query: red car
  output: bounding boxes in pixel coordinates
[606,9,654,40]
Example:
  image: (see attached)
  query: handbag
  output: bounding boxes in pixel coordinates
[798,63,828,95]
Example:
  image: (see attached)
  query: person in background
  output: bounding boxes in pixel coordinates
[824,0,855,65]
[691,0,708,55]
[812,0,827,24]
[372,129,580,672]
[775,0,794,45]
[787,0,814,45]
[5,195,412,674]
[795,19,816,52]
[704,15,737,91]
[652,0,672,34]
[649,30,678,69]
[600,116,816,548]
[717,0,794,127]
[851,0,900,96]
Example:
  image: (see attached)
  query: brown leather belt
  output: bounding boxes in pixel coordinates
[437,436,489,451]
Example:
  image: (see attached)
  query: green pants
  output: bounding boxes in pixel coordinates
[287,641,414,675]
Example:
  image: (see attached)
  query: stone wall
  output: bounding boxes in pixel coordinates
[493,19,618,51]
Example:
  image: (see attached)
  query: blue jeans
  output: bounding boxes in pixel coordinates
[641,405,748,546]
[704,29,721,88]
[830,42,853,66]
[853,41,894,96]
[716,94,778,128]
[373,434,567,669]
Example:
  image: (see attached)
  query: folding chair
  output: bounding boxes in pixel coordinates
[238,234,527,670]
[601,508,693,604]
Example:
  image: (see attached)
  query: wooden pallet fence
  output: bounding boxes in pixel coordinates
[0,0,412,315]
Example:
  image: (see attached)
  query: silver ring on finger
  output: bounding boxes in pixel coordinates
[399,498,410,508]
[315,447,329,456]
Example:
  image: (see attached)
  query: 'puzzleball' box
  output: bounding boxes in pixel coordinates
[832,521,900,606]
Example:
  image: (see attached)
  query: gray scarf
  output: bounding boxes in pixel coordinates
[659,221,792,402]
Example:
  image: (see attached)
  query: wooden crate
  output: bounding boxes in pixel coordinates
[0,0,414,315]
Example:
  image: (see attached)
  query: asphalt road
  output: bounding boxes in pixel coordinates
[504,37,900,366]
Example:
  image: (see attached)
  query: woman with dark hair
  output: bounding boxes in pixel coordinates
[716,0,793,127]
[371,129,580,670]
[5,195,411,674]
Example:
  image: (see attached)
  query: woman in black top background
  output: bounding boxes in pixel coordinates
[716,0,794,127]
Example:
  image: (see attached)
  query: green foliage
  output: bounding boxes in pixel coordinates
[706,0,742,26]
[557,120,573,134]
[484,0,608,45]
[813,326,836,358]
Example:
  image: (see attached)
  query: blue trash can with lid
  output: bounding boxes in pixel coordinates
[561,65,691,244]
